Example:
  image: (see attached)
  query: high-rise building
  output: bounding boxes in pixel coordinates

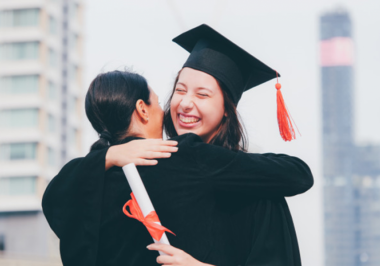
[320,8,380,266]
[0,0,84,264]
[320,9,356,266]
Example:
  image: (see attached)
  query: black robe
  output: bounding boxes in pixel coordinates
[42,133,313,266]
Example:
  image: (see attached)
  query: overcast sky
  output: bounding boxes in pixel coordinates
[83,1,380,265]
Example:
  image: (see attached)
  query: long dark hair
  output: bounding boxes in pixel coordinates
[163,70,248,151]
[85,70,150,151]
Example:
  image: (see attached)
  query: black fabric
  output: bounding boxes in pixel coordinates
[173,24,280,104]
[42,148,109,266]
[42,133,313,266]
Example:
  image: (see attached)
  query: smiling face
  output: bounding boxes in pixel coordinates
[170,67,226,143]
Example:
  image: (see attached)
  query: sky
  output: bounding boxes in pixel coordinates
[83,1,380,265]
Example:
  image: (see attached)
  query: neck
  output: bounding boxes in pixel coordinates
[202,123,223,143]
[125,126,149,139]
[127,120,162,139]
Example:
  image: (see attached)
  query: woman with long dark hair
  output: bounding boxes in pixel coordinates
[43,25,313,266]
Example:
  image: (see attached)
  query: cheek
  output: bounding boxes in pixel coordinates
[199,99,224,123]
[151,104,163,125]
[171,94,181,108]
[170,96,180,117]
[157,107,164,122]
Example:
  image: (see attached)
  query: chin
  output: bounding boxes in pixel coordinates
[176,128,189,135]
[176,127,193,136]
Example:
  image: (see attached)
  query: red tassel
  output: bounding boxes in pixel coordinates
[275,72,297,141]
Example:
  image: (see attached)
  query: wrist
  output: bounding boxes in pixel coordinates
[105,146,116,170]
[199,262,214,266]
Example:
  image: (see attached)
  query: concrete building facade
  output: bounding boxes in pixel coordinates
[0,0,84,264]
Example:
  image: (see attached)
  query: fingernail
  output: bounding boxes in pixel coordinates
[146,245,151,249]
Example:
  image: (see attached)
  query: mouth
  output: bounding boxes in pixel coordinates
[177,113,201,128]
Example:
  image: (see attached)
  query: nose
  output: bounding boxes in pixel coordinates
[179,94,194,111]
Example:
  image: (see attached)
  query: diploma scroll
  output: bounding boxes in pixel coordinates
[122,163,171,255]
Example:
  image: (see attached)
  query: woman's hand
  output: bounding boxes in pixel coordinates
[147,243,214,266]
[105,139,178,170]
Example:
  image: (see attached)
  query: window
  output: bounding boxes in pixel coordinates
[48,114,56,133]
[47,147,56,166]
[0,108,39,128]
[68,96,77,114]
[48,48,58,67]
[69,3,79,21]
[49,16,58,35]
[48,81,57,100]
[0,234,5,251]
[69,33,78,51]
[0,75,39,94]
[68,64,78,83]
[0,176,37,195]
[68,128,78,146]
[0,143,37,161]
[0,8,40,28]
[0,41,39,61]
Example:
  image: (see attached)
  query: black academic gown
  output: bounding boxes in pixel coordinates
[42,133,313,266]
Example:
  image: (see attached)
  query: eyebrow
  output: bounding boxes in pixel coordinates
[176,82,213,93]
[176,82,187,88]
[197,87,213,93]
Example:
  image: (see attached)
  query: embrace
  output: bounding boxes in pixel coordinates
[42,24,313,266]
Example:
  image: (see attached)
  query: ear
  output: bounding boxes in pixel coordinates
[135,99,149,123]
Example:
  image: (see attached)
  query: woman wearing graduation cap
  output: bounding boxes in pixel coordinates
[43,24,313,266]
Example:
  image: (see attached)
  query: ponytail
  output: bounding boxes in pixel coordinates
[90,131,113,151]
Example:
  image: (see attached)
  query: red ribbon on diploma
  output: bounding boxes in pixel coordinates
[123,193,175,241]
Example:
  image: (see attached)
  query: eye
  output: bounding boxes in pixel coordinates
[175,88,186,93]
[198,93,209,97]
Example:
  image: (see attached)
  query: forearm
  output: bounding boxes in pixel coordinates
[210,151,314,197]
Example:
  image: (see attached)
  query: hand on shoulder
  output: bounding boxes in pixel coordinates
[106,139,178,169]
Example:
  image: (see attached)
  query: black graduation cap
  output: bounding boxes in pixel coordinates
[173,24,297,142]
[172,24,279,105]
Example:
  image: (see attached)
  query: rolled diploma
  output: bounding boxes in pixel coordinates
[122,163,170,255]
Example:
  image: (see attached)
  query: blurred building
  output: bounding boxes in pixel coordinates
[320,8,380,266]
[0,0,84,265]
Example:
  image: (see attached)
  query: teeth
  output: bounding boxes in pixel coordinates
[179,114,200,123]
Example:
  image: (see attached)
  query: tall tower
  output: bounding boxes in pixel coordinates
[0,0,84,264]
[321,9,380,266]
[320,9,356,266]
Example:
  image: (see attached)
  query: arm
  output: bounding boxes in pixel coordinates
[42,148,108,265]
[43,138,179,234]
[190,135,313,197]
[105,139,178,170]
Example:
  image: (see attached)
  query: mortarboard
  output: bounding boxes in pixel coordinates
[172,24,297,141]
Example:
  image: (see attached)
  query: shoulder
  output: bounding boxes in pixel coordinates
[169,133,238,167]
[169,133,203,145]
[49,148,109,186]
[169,133,239,154]
[57,157,84,176]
